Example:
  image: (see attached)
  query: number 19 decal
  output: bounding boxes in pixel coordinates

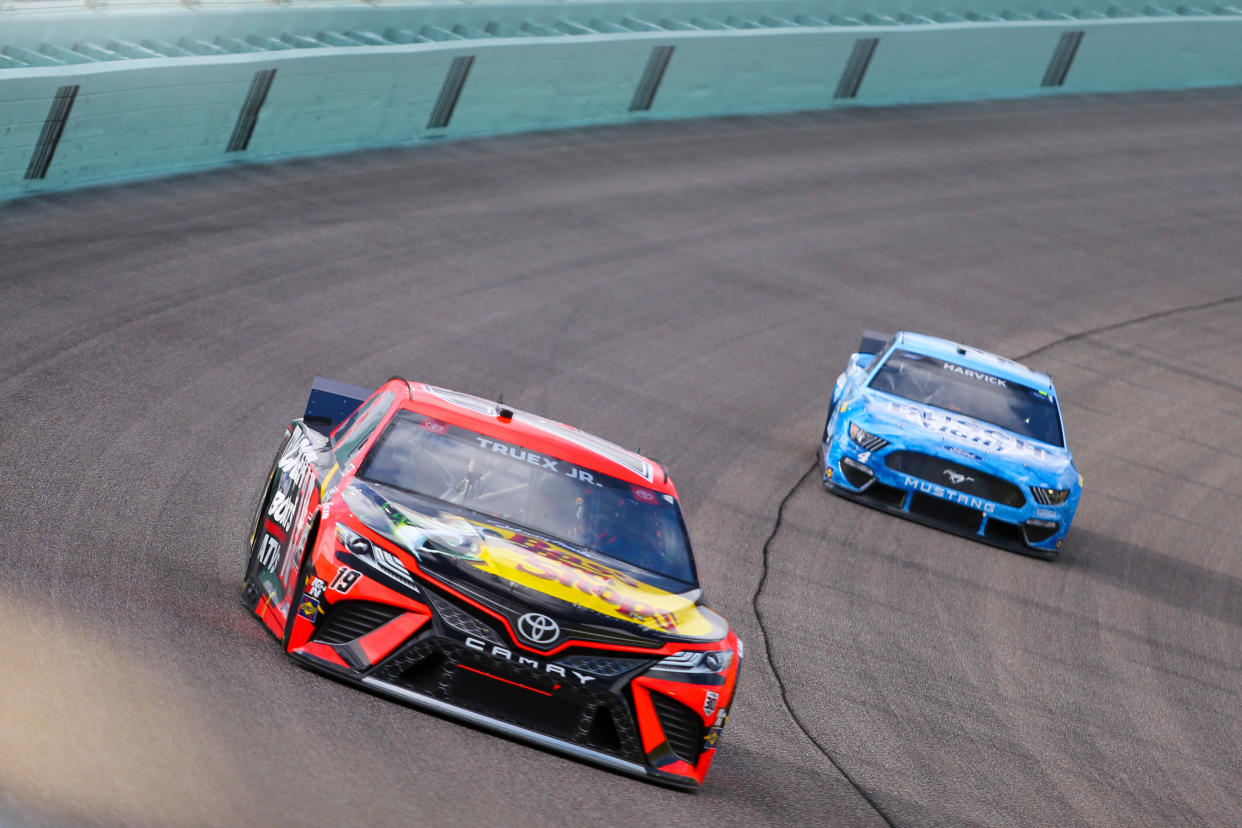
[330,567,361,594]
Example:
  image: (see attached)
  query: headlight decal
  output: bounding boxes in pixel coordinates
[848,422,889,452]
[1030,486,1071,505]
[336,522,421,593]
[645,648,734,685]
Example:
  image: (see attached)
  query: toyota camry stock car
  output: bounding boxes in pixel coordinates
[820,331,1082,559]
[243,377,740,788]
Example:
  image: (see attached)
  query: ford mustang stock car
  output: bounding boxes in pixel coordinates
[244,377,740,788]
[820,331,1082,559]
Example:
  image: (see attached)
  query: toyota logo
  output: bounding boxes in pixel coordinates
[517,613,560,645]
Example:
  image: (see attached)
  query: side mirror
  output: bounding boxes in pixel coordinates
[847,353,875,374]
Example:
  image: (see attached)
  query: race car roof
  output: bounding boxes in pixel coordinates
[892,331,1055,392]
[399,381,674,494]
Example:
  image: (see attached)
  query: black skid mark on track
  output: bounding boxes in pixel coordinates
[750,462,899,828]
[1017,294,1242,361]
[750,292,1242,828]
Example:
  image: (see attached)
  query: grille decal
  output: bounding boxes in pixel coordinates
[458,663,554,696]
[908,491,984,533]
[649,692,705,765]
[311,600,404,645]
[558,654,651,678]
[885,450,1026,507]
[426,591,502,643]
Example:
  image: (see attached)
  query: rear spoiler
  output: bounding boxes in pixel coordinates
[303,377,373,435]
[858,330,891,356]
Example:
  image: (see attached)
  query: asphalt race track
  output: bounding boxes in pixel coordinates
[2,88,1241,827]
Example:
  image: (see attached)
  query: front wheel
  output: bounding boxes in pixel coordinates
[823,393,841,439]
[244,434,290,584]
[281,531,317,651]
[244,470,282,586]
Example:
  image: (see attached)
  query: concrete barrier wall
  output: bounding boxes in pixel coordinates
[3,2,1242,200]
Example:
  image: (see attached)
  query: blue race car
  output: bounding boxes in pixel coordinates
[820,331,1082,560]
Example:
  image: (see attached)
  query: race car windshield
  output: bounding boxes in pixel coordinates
[868,351,1065,446]
[358,411,697,586]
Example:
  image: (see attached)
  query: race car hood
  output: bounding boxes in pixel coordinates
[857,393,1075,481]
[342,481,724,643]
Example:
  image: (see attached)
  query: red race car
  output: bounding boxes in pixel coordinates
[244,377,741,788]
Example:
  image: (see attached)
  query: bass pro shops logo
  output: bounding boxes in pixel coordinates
[517,612,560,645]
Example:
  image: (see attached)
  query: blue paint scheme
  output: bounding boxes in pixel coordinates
[820,331,1082,559]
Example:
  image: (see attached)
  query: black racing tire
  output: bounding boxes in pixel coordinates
[244,435,289,585]
[817,434,835,491]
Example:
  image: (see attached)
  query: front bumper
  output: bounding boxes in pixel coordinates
[362,676,670,781]
[283,538,737,789]
[292,642,704,790]
[820,435,1075,559]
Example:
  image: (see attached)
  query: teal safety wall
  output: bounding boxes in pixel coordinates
[3,1,1242,200]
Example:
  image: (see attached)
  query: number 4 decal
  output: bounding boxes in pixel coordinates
[330,567,361,593]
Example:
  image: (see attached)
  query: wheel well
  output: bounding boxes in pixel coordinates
[303,512,323,565]
[281,511,325,650]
